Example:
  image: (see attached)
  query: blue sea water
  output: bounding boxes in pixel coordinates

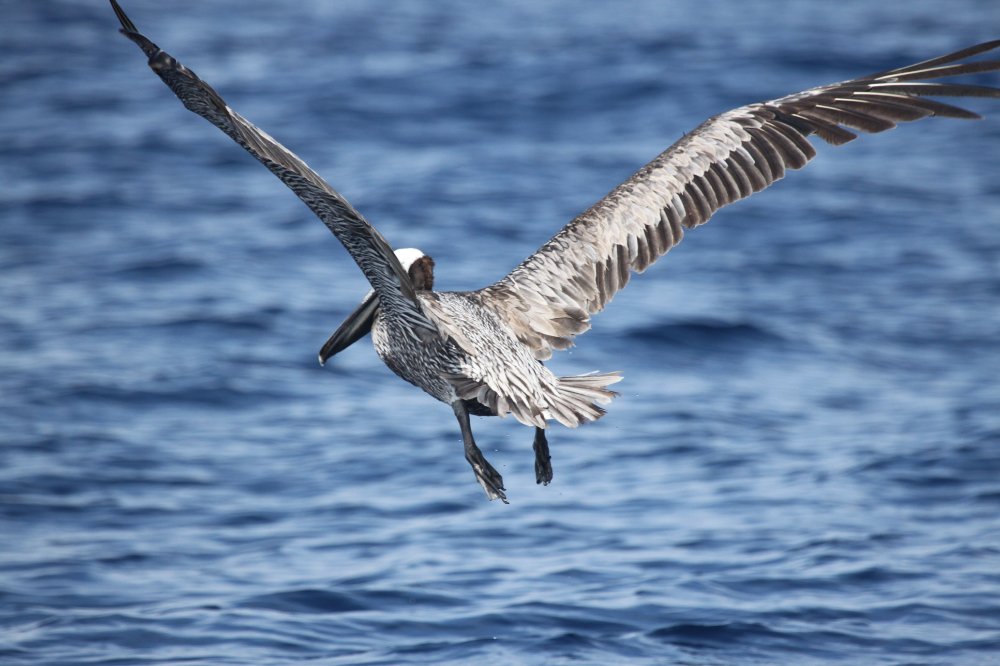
[2,0,1000,663]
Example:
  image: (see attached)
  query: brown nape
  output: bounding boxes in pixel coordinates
[408,255,435,291]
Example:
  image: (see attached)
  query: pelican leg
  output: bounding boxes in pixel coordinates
[533,427,553,485]
[452,401,508,504]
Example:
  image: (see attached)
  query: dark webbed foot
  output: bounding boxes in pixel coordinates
[466,446,508,503]
[533,427,552,485]
[452,401,508,503]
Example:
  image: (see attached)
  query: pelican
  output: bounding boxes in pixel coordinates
[110,1,999,502]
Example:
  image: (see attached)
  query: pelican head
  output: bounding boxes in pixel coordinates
[318,248,434,365]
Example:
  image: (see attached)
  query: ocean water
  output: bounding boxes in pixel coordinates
[2,1,999,664]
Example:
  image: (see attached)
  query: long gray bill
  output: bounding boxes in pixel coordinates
[318,293,380,365]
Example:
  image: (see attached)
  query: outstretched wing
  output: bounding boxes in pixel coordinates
[479,41,1000,360]
[110,1,436,334]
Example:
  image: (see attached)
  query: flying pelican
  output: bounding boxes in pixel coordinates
[110,1,999,502]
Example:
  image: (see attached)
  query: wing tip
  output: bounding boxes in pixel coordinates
[110,0,162,59]
[109,0,136,33]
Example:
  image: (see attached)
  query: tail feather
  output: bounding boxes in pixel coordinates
[545,371,622,428]
[447,369,621,429]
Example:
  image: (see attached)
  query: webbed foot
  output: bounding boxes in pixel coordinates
[466,449,508,503]
[453,400,509,504]
[533,426,553,485]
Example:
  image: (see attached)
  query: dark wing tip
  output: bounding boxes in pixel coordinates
[109,0,137,33]
[870,39,1000,79]
[110,0,161,59]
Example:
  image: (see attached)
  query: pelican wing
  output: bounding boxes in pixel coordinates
[480,41,1000,360]
[110,1,436,333]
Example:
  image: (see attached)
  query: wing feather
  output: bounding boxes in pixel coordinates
[480,40,1000,359]
[110,1,435,331]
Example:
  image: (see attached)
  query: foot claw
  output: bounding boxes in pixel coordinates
[469,456,508,503]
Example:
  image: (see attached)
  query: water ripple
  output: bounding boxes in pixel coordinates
[3,1,999,664]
